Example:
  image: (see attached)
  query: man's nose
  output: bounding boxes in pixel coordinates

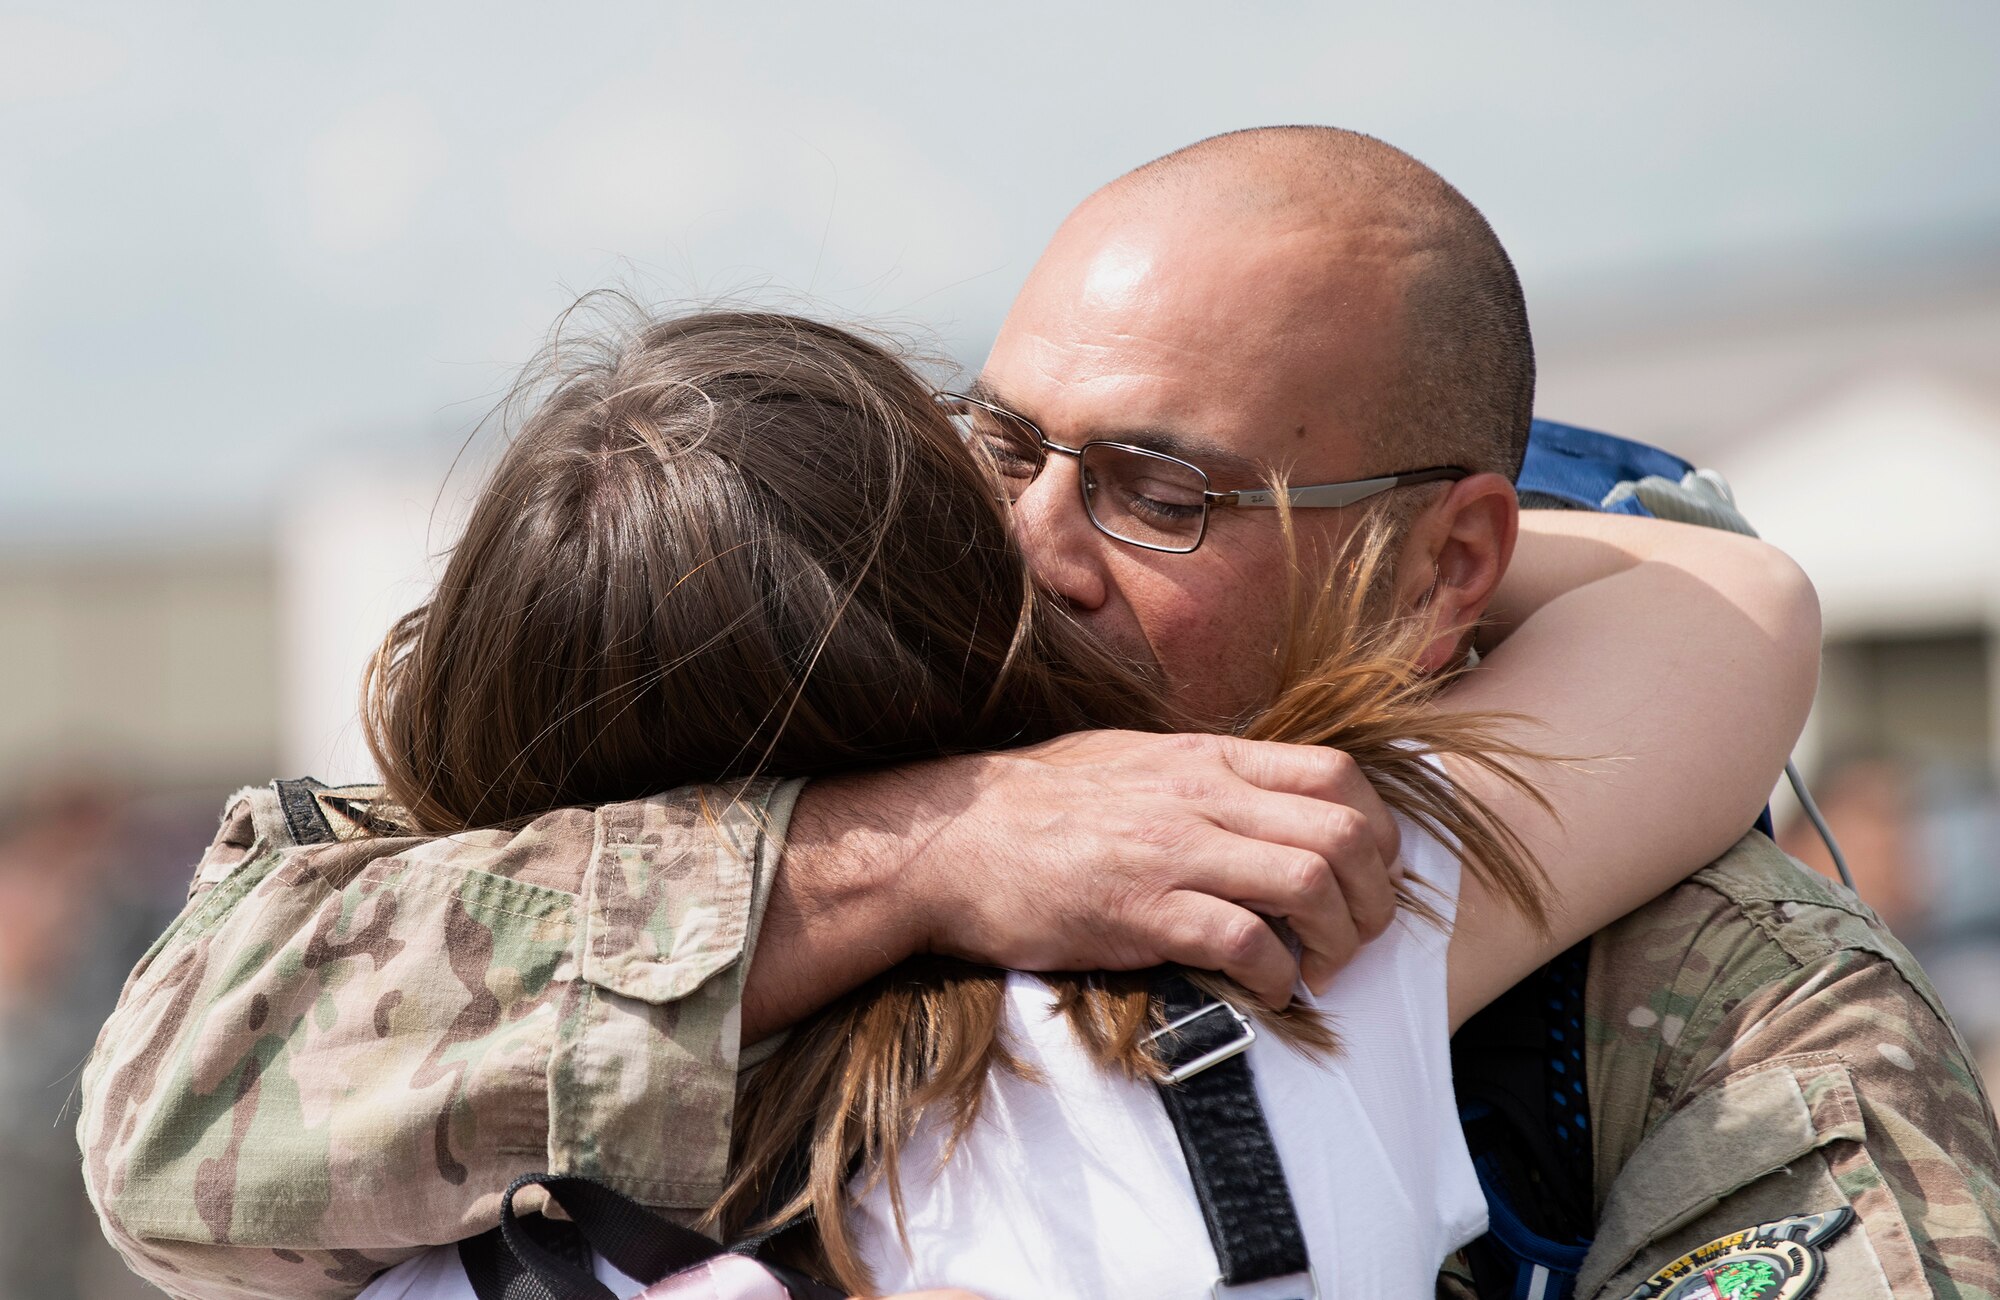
[1012,458,1112,613]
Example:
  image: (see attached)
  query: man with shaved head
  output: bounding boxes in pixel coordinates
[84,128,2000,1298]
[958,132,2000,1292]
[984,127,1535,727]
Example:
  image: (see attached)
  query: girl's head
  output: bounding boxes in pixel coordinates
[366,305,1160,833]
[365,300,1549,1292]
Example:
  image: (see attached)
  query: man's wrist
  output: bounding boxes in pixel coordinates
[783,770,939,960]
[740,766,945,1039]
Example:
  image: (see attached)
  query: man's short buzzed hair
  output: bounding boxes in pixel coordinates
[1126,126,1536,481]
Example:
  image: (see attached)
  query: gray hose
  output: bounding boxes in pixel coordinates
[1787,759,1857,891]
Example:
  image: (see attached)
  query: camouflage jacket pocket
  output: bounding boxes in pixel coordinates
[576,794,762,1005]
[548,785,796,1211]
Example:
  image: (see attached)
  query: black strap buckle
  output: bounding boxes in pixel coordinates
[1147,998,1259,1083]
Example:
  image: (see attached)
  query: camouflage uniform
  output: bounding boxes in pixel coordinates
[78,778,802,1300]
[1440,831,2000,1298]
[82,785,2000,1300]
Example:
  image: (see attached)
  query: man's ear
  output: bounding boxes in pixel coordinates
[1400,473,1519,674]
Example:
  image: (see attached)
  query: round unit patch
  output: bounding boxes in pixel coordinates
[1623,1209,1855,1300]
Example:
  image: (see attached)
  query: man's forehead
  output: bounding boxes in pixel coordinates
[1018,215,1360,335]
[982,213,1407,473]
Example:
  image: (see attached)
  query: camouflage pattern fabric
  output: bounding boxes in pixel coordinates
[1442,831,2000,1297]
[78,778,802,1300]
[82,786,2000,1300]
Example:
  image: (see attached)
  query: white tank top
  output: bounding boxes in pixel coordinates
[360,818,1483,1300]
[851,816,1485,1299]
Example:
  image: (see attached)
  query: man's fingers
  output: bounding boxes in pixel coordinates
[915,731,1407,999]
[1162,826,1366,993]
[1152,893,1300,1009]
[1209,790,1399,944]
[1204,735,1402,866]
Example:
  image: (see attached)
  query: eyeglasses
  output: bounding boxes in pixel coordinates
[938,391,1470,555]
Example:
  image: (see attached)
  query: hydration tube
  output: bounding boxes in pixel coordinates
[1787,759,1857,891]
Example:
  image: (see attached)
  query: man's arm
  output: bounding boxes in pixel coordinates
[81,782,797,1300]
[745,729,1407,1038]
[81,739,1405,1299]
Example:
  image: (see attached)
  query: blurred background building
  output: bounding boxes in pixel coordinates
[1536,236,2000,1090]
[3,3,1997,1295]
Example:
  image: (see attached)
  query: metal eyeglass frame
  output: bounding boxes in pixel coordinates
[940,390,1472,554]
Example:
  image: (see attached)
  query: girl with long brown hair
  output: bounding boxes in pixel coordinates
[346,304,1815,1299]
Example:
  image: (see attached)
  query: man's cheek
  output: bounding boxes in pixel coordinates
[1151,609,1254,687]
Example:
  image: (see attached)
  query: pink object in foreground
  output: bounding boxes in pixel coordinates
[631,1256,980,1300]
[632,1253,796,1299]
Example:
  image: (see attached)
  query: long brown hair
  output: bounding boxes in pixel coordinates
[364,300,1551,1292]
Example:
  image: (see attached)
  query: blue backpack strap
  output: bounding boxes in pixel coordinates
[1516,419,1694,515]
[1454,944,1595,1300]
[1472,1164,1591,1300]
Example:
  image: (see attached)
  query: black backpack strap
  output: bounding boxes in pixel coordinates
[724,1111,832,1263]
[460,1214,589,1300]
[272,777,335,846]
[459,1173,843,1300]
[1150,971,1315,1295]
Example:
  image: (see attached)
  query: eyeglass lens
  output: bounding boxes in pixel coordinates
[944,397,1211,553]
[1077,443,1207,551]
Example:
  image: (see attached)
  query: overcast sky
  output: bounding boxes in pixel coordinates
[4,1,1998,545]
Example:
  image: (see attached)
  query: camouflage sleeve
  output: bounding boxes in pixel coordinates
[1577,833,2000,1298]
[78,777,804,1300]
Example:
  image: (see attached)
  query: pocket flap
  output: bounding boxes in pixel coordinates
[577,792,764,1004]
[1579,1055,1864,1296]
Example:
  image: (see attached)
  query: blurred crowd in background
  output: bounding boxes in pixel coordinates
[5,3,1998,1296]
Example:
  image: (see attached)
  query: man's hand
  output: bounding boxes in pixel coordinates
[744,732,1400,1040]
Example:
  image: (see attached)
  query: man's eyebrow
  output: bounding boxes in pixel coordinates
[961,379,1264,482]
[963,377,1017,411]
[1118,430,1262,481]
